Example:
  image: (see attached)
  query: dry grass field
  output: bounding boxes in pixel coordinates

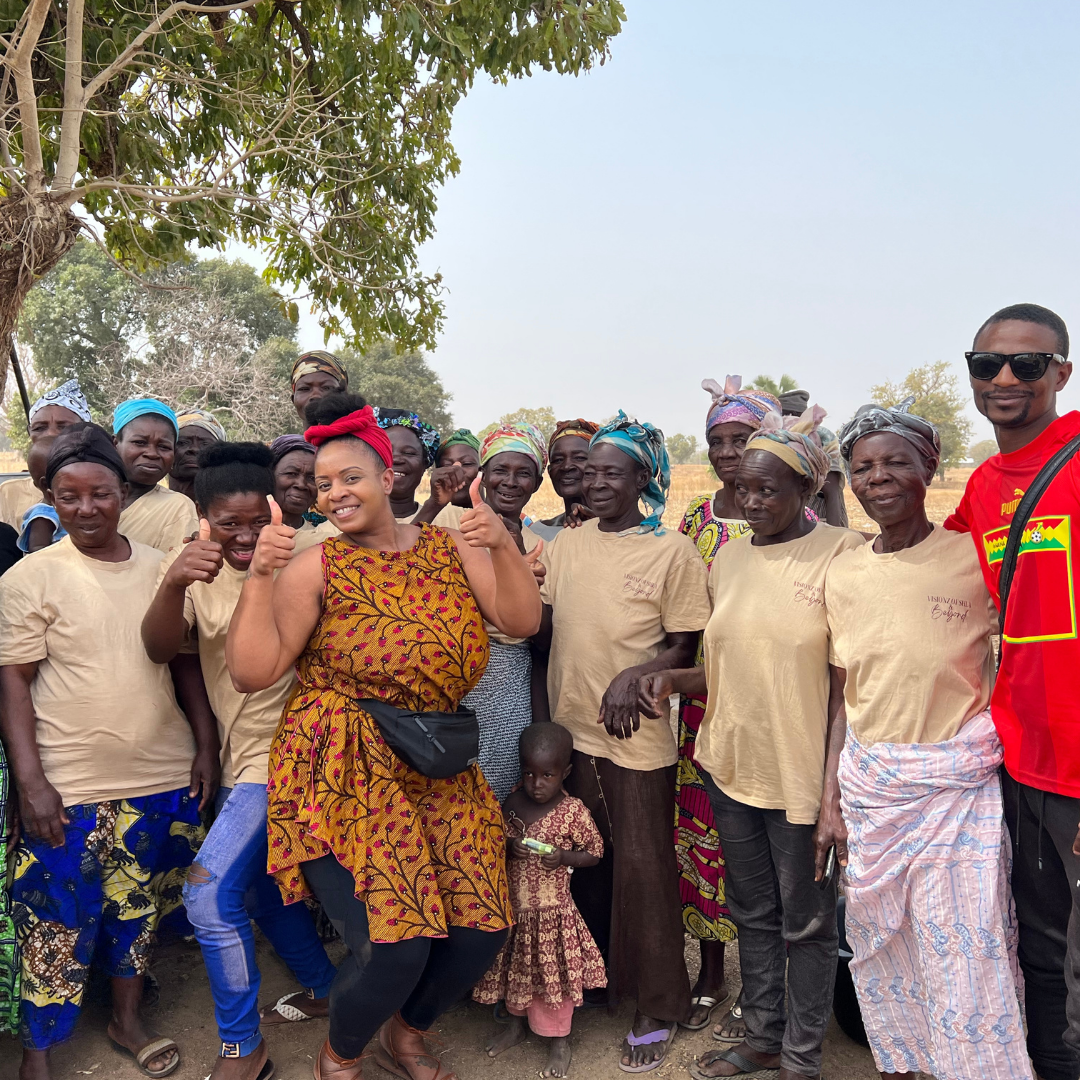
[508,462,972,533]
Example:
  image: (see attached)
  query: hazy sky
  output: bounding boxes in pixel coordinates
[267,1,1080,443]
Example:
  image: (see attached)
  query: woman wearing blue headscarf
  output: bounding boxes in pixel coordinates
[533,412,712,1072]
[112,398,199,552]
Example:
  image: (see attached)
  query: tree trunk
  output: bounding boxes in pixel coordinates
[0,193,81,398]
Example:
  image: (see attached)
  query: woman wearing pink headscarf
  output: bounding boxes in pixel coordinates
[673,376,785,1038]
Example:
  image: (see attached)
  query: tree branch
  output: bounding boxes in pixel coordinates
[5,0,53,191]
[54,0,86,190]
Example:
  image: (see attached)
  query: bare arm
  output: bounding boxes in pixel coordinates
[600,630,700,741]
[226,503,324,692]
[0,662,69,847]
[169,653,221,812]
[813,664,848,878]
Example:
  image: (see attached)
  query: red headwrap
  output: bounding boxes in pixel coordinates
[304,406,394,467]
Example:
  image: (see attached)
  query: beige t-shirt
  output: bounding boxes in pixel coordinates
[158,553,295,787]
[432,503,465,529]
[825,526,993,747]
[541,520,711,771]
[696,524,864,824]
[293,519,324,553]
[119,485,199,553]
[0,537,196,806]
[0,475,38,531]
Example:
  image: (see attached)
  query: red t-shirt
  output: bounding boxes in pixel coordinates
[945,410,1080,796]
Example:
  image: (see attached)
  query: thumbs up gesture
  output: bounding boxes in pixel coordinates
[458,476,512,552]
[524,538,546,586]
[251,495,297,577]
[166,517,225,587]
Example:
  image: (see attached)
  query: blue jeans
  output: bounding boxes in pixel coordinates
[183,784,336,1056]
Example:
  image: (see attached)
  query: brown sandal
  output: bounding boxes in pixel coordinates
[375,1013,458,1080]
[313,1038,364,1080]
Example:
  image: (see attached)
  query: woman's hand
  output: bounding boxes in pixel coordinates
[599,668,643,740]
[459,477,512,551]
[165,519,224,587]
[508,837,531,860]
[189,745,221,813]
[812,790,848,880]
[564,503,596,529]
[18,776,69,848]
[251,496,296,577]
[638,670,675,720]
[524,540,546,586]
[428,463,469,507]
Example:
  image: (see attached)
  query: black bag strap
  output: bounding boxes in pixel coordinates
[997,431,1080,631]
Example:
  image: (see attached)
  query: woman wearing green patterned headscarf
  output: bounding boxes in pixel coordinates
[413,429,481,529]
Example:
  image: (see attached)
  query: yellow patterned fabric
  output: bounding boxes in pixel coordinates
[267,526,513,943]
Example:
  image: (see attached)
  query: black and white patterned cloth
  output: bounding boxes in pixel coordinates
[464,639,533,802]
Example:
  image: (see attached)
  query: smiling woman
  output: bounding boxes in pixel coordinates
[112,398,199,553]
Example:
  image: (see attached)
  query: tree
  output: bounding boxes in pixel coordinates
[0,1,624,398]
[20,239,294,412]
[870,362,975,475]
[970,439,998,466]
[748,374,800,396]
[666,433,698,464]
[339,341,454,435]
[479,406,558,444]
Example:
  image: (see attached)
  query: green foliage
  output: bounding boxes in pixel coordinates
[748,374,800,396]
[665,433,699,464]
[339,341,454,435]
[870,362,975,475]
[969,439,999,466]
[0,0,625,352]
[20,240,295,413]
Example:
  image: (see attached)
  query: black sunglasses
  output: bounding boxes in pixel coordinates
[965,352,1065,382]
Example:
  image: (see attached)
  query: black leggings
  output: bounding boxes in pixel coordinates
[301,854,508,1059]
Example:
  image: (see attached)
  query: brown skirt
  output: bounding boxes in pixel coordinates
[566,750,691,1024]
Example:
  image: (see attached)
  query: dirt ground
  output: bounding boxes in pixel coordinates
[0,932,885,1080]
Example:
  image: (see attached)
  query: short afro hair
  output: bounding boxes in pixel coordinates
[519,722,573,769]
[974,303,1069,359]
[193,441,274,510]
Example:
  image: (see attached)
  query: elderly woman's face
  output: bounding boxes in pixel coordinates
[707,421,756,485]
[483,451,540,517]
[734,449,810,537]
[548,435,591,499]
[848,431,934,529]
[582,442,648,523]
[51,463,125,551]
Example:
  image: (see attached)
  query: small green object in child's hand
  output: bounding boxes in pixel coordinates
[521,837,556,856]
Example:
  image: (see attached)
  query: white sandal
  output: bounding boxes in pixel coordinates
[680,991,731,1032]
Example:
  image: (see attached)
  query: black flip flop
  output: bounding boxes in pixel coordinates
[690,1047,779,1080]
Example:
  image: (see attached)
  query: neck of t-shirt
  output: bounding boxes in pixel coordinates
[73,532,133,565]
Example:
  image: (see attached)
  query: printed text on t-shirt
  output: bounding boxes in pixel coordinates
[623,573,659,600]
[794,580,824,608]
[929,595,970,624]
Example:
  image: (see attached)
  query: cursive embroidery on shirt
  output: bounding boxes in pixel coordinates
[793,579,824,608]
[929,594,970,623]
[623,572,659,599]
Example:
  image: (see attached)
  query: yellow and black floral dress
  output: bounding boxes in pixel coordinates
[267,526,513,944]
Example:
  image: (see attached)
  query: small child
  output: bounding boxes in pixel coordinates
[475,724,606,1078]
[17,438,67,553]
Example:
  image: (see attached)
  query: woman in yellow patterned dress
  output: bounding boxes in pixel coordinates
[226,393,542,1080]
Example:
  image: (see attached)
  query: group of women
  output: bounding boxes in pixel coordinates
[0,347,1032,1080]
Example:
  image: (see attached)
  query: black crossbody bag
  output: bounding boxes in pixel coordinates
[358,698,480,779]
[997,431,1080,632]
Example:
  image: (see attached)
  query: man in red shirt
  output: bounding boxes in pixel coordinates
[946,302,1080,1080]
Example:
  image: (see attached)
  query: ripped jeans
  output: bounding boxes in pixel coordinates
[182,784,337,1056]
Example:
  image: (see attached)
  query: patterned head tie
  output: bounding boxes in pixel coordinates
[45,422,127,489]
[290,350,349,389]
[112,397,179,438]
[29,379,92,424]
[480,422,548,480]
[590,410,671,535]
[548,418,600,449]
[702,376,782,436]
[269,433,314,467]
[373,407,441,469]
[744,405,832,494]
[838,397,941,468]
[175,407,226,442]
